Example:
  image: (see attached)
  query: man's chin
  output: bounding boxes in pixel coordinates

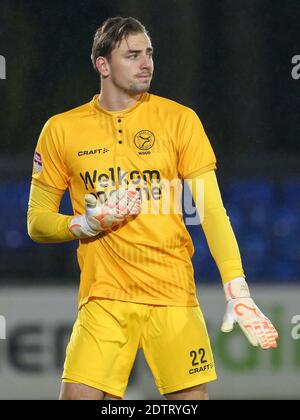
[128,82,151,94]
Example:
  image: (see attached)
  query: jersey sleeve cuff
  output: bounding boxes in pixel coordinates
[183,163,217,180]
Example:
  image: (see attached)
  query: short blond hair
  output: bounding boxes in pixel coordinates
[91,16,149,72]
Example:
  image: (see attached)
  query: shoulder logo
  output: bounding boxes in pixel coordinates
[33,151,42,173]
[134,130,155,151]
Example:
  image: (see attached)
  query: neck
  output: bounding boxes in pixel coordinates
[99,86,144,112]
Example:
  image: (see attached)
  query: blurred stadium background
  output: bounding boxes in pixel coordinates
[0,0,299,399]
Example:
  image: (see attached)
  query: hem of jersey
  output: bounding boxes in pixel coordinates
[62,373,124,399]
[158,373,218,395]
[79,291,199,309]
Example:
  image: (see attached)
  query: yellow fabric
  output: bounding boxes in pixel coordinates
[29,93,217,308]
[190,171,245,284]
[27,183,75,243]
[62,299,217,397]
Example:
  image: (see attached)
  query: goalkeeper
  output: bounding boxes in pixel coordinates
[27,16,278,401]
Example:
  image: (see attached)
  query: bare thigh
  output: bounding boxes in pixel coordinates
[164,384,209,400]
[59,382,105,400]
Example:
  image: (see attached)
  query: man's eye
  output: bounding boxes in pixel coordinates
[129,54,138,59]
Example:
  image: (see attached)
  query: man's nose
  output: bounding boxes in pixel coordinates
[140,55,152,69]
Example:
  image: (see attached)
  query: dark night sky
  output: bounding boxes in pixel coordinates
[1,0,300,172]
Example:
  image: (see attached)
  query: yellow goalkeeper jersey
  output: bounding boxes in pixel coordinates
[32,93,216,307]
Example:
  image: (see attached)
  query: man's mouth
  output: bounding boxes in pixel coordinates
[136,74,151,79]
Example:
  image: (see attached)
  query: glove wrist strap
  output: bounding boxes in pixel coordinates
[224,277,250,302]
[69,215,99,238]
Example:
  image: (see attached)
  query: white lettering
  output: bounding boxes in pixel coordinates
[291,55,300,80]
[291,315,300,339]
[0,315,6,339]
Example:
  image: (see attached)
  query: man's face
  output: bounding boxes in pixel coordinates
[106,32,154,94]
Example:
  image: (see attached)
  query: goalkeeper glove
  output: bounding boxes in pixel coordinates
[221,277,278,349]
[69,188,141,239]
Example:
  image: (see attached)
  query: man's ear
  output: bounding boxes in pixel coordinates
[95,56,110,77]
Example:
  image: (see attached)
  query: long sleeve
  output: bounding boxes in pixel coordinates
[189,170,245,283]
[27,182,76,243]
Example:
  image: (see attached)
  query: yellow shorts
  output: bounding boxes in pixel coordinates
[62,299,217,398]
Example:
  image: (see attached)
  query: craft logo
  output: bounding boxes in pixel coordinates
[78,148,109,157]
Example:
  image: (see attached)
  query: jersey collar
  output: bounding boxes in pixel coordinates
[90,92,149,117]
